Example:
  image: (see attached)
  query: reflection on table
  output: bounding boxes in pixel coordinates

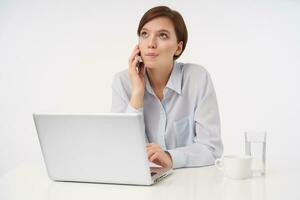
[0,161,299,200]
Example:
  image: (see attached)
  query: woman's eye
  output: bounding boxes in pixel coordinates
[160,33,168,39]
[140,31,148,38]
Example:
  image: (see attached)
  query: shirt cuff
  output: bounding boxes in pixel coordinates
[126,103,143,113]
[166,148,186,169]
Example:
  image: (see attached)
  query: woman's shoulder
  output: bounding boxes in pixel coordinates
[112,69,131,91]
[177,62,214,97]
[113,69,128,80]
[178,62,210,79]
[113,69,129,84]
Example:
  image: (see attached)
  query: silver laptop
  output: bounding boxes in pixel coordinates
[33,113,172,185]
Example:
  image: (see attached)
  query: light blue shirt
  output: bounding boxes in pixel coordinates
[111,61,223,169]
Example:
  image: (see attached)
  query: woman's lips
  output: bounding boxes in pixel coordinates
[145,53,159,58]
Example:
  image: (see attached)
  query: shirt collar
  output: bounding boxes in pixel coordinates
[145,61,182,95]
[166,61,182,95]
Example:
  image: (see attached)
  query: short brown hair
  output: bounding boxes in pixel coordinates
[137,6,188,60]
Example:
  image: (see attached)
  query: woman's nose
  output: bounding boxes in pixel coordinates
[147,36,157,49]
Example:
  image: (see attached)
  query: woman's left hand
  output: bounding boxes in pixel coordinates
[146,143,173,168]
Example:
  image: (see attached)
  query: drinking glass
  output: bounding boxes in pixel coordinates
[244,131,266,176]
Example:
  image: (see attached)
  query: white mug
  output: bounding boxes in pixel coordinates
[215,155,252,179]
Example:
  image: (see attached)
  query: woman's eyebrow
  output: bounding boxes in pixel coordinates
[141,28,171,34]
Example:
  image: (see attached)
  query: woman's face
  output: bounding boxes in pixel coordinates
[138,17,183,69]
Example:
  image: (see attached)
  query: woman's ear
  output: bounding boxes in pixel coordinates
[174,41,183,56]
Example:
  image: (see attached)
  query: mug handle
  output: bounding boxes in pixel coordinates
[215,158,223,171]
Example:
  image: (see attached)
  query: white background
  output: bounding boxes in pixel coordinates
[1,0,299,175]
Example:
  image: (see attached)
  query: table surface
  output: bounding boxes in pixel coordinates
[0,161,299,200]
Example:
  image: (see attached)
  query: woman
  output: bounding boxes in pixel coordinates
[111,6,223,169]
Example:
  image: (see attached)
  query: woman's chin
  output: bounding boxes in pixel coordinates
[144,62,158,69]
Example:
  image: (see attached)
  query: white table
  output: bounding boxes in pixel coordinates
[0,161,299,200]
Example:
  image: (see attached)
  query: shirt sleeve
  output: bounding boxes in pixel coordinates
[111,72,148,143]
[167,71,223,169]
[111,72,143,113]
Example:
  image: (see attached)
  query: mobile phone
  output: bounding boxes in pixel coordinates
[136,53,144,73]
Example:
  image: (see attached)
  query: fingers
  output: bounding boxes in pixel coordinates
[147,147,160,158]
[130,56,139,73]
[150,152,159,162]
[129,45,140,61]
[128,45,140,68]
[128,45,144,76]
[146,143,159,148]
[148,149,166,167]
[146,143,173,168]
[147,143,164,160]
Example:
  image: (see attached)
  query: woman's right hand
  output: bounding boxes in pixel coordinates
[128,45,146,109]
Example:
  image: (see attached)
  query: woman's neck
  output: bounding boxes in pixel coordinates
[146,62,173,91]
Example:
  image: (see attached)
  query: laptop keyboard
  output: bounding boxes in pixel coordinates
[151,172,157,176]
